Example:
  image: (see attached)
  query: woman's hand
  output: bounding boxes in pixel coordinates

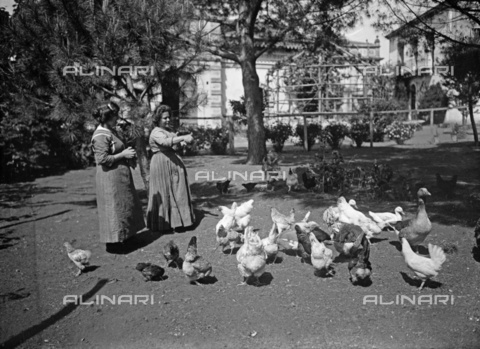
[182,134,194,144]
[121,147,136,159]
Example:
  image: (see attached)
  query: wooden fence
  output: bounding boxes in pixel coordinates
[178,106,469,151]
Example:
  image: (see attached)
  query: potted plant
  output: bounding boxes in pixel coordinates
[384,121,416,145]
[265,122,293,152]
[324,120,350,149]
[451,124,459,142]
[295,123,322,151]
[349,118,370,148]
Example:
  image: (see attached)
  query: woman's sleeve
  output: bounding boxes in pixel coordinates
[151,129,174,148]
[92,135,116,167]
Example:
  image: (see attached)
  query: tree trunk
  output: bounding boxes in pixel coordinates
[241,58,266,164]
[468,96,479,147]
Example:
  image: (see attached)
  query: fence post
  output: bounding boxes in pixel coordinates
[430,109,434,133]
[369,111,374,148]
[303,114,308,151]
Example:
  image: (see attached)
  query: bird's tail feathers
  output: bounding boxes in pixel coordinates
[428,243,447,268]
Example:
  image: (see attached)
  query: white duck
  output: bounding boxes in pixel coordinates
[337,197,386,243]
[369,206,404,225]
[323,199,358,230]
[400,237,446,291]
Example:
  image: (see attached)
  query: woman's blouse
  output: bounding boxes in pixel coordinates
[91,126,126,167]
[149,127,178,153]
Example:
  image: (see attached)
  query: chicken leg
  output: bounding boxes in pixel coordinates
[253,276,265,287]
[237,276,249,286]
[418,280,427,291]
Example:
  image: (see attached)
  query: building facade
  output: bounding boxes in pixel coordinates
[385,4,476,111]
[180,37,382,127]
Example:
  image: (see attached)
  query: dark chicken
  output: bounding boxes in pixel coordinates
[162,240,180,269]
[302,170,317,191]
[242,182,259,192]
[436,173,458,199]
[295,224,332,263]
[216,178,231,195]
[136,263,165,281]
[333,223,372,285]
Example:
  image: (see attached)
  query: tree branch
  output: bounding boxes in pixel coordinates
[181,35,239,63]
[249,0,263,38]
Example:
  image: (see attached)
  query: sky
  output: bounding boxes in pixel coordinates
[0,0,391,61]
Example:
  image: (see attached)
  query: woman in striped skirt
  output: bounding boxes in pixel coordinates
[146,105,195,232]
[91,102,145,251]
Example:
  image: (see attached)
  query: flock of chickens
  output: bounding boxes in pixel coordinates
[64,185,448,291]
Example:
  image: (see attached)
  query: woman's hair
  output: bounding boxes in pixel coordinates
[93,102,120,124]
[151,105,172,127]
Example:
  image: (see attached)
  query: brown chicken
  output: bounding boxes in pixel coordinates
[182,236,213,286]
[215,225,244,255]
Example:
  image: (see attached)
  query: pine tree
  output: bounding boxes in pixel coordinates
[4,0,203,189]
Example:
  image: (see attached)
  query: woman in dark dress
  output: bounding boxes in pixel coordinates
[146,105,195,232]
[91,102,145,251]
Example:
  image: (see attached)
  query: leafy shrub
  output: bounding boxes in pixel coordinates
[265,122,293,152]
[206,127,229,155]
[384,121,416,143]
[349,117,370,148]
[324,121,350,149]
[357,99,407,142]
[176,124,229,155]
[295,123,322,151]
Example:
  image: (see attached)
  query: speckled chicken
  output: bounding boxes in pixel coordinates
[215,224,244,255]
[136,263,165,281]
[286,168,299,192]
[237,227,267,263]
[162,240,180,269]
[64,242,91,277]
[238,230,267,286]
[310,232,334,276]
[182,236,213,286]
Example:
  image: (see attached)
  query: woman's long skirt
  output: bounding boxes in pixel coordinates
[147,151,195,231]
[96,162,145,243]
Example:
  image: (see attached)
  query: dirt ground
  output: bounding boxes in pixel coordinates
[1,135,480,349]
